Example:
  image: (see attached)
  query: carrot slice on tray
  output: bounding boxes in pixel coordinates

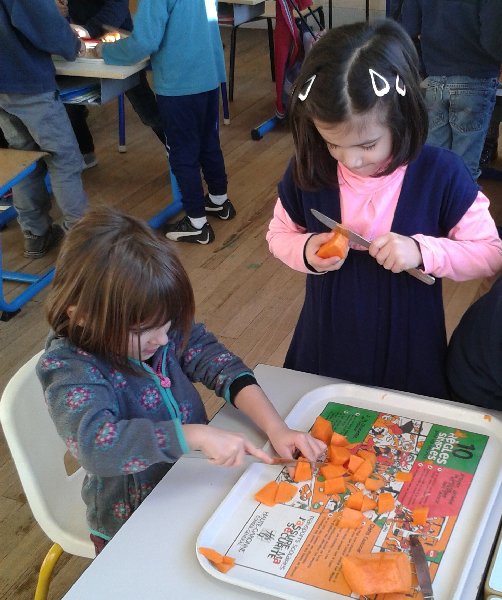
[310,415,333,445]
[341,552,412,595]
[377,492,395,514]
[345,490,364,511]
[351,460,374,483]
[361,496,377,512]
[395,471,413,482]
[365,474,386,491]
[321,476,346,495]
[294,458,313,482]
[254,481,279,506]
[320,463,346,479]
[347,454,365,473]
[412,505,429,525]
[357,449,377,467]
[336,507,364,529]
[275,480,297,504]
[329,445,351,465]
[331,431,350,447]
[199,547,236,573]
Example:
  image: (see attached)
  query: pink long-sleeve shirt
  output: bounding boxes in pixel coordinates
[267,162,502,280]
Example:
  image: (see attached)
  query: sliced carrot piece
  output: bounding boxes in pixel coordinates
[347,454,365,473]
[294,458,312,482]
[310,415,333,445]
[351,460,374,483]
[377,492,395,514]
[275,481,297,504]
[321,476,346,495]
[317,229,349,260]
[412,505,429,525]
[341,552,412,595]
[329,445,351,465]
[331,431,350,446]
[199,547,236,573]
[361,496,378,512]
[395,471,413,482]
[357,449,377,467]
[365,474,386,491]
[336,506,364,529]
[255,481,279,506]
[320,463,347,480]
[345,490,364,511]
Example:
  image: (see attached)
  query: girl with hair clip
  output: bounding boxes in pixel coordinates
[267,19,502,400]
[37,207,325,553]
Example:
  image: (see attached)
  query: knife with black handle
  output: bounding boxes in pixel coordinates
[310,208,436,286]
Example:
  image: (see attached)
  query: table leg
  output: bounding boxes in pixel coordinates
[118,93,127,153]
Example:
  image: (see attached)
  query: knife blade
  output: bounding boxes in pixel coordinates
[183,452,328,468]
[409,535,435,600]
[310,208,435,286]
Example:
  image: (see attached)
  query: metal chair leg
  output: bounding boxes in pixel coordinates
[229,25,238,101]
[34,543,64,600]
[266,18,275,82]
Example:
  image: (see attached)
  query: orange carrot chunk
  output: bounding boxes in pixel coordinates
[310,415,333,445]
[345,490,364,511]
[395,471,413,482]
[322,476,346,495]
[329,445,351,465]
[336,506,364,529]
[320,463,347,480]
[199,547,236,573]
[361,496,378,512]
[365,474,386,491]
[275,481,297,504]
[377,492,395,514]
[341,552,412,595]
[255,481,279,506]
[351,460,374,483]
[317,229,349,260]
[357,449,377,467]
[294,458,313,482]
[347,454,365,473]
[412,505,429,525]
[331,431,350,447]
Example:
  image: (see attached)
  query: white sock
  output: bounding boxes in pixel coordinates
[209,193,227,206]
[189,216,207,229]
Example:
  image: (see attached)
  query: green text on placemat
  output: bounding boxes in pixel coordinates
[318,402,378,443]
[417,425,488,473]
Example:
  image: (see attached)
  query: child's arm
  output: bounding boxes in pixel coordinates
[267,199,345,273]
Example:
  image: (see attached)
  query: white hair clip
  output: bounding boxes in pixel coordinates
[369,69,406,97]
[298,74,317,101]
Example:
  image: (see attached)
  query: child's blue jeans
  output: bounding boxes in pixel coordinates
[422,75,499,181]
[0,90,88,235]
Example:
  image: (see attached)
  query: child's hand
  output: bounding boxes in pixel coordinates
[305,233,347,272]
[368,233,423,273]
[265,422,327,462]
[183,424,274,467]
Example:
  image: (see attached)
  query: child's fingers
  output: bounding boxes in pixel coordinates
[245,443,275,464]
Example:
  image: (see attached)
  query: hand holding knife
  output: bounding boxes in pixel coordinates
[310,209,435,285]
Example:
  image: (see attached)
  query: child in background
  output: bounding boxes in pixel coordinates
[447,276,502,410]
[400,0,502,182]
[37,207,325,551]
[0,0,88,258]
[95,0,234,245]
[267,20,502,400]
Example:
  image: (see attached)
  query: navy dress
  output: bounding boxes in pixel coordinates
[279,146,478,399]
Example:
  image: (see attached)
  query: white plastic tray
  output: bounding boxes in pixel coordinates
[197,384,502,600]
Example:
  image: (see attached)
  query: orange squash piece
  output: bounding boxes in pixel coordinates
[317,229,349,259]
[347,454,365,473]
[345,490,364,511]
[331,431,350,447]
[361,496,378,512]
[357,449,377,467]
[341,552,412,595]
[377,492,395,514]
[351,460,374,483]
[199,547,236,573]
[255,481,279,506]
[329,445,351,465]
[275,481,297,504]
[320,463,347,480]
[365,474,386,491]
[336,506,364,529]
[395,471,413,482]
[294,459,313,482]
[321,476,346,495]
[412,505,429,525]
[310,415,333,445]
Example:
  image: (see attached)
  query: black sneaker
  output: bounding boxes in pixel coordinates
[164,216,215,244]
[204,195,236,220]
[23,224,64,258]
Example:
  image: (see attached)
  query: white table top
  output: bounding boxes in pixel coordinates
[61,365,500,600]
[53,57,149,79]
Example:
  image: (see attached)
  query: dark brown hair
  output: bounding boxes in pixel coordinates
[289,19,428,190]
[46,206,195,370]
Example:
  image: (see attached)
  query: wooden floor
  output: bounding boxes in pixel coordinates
[1,29,502,599]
